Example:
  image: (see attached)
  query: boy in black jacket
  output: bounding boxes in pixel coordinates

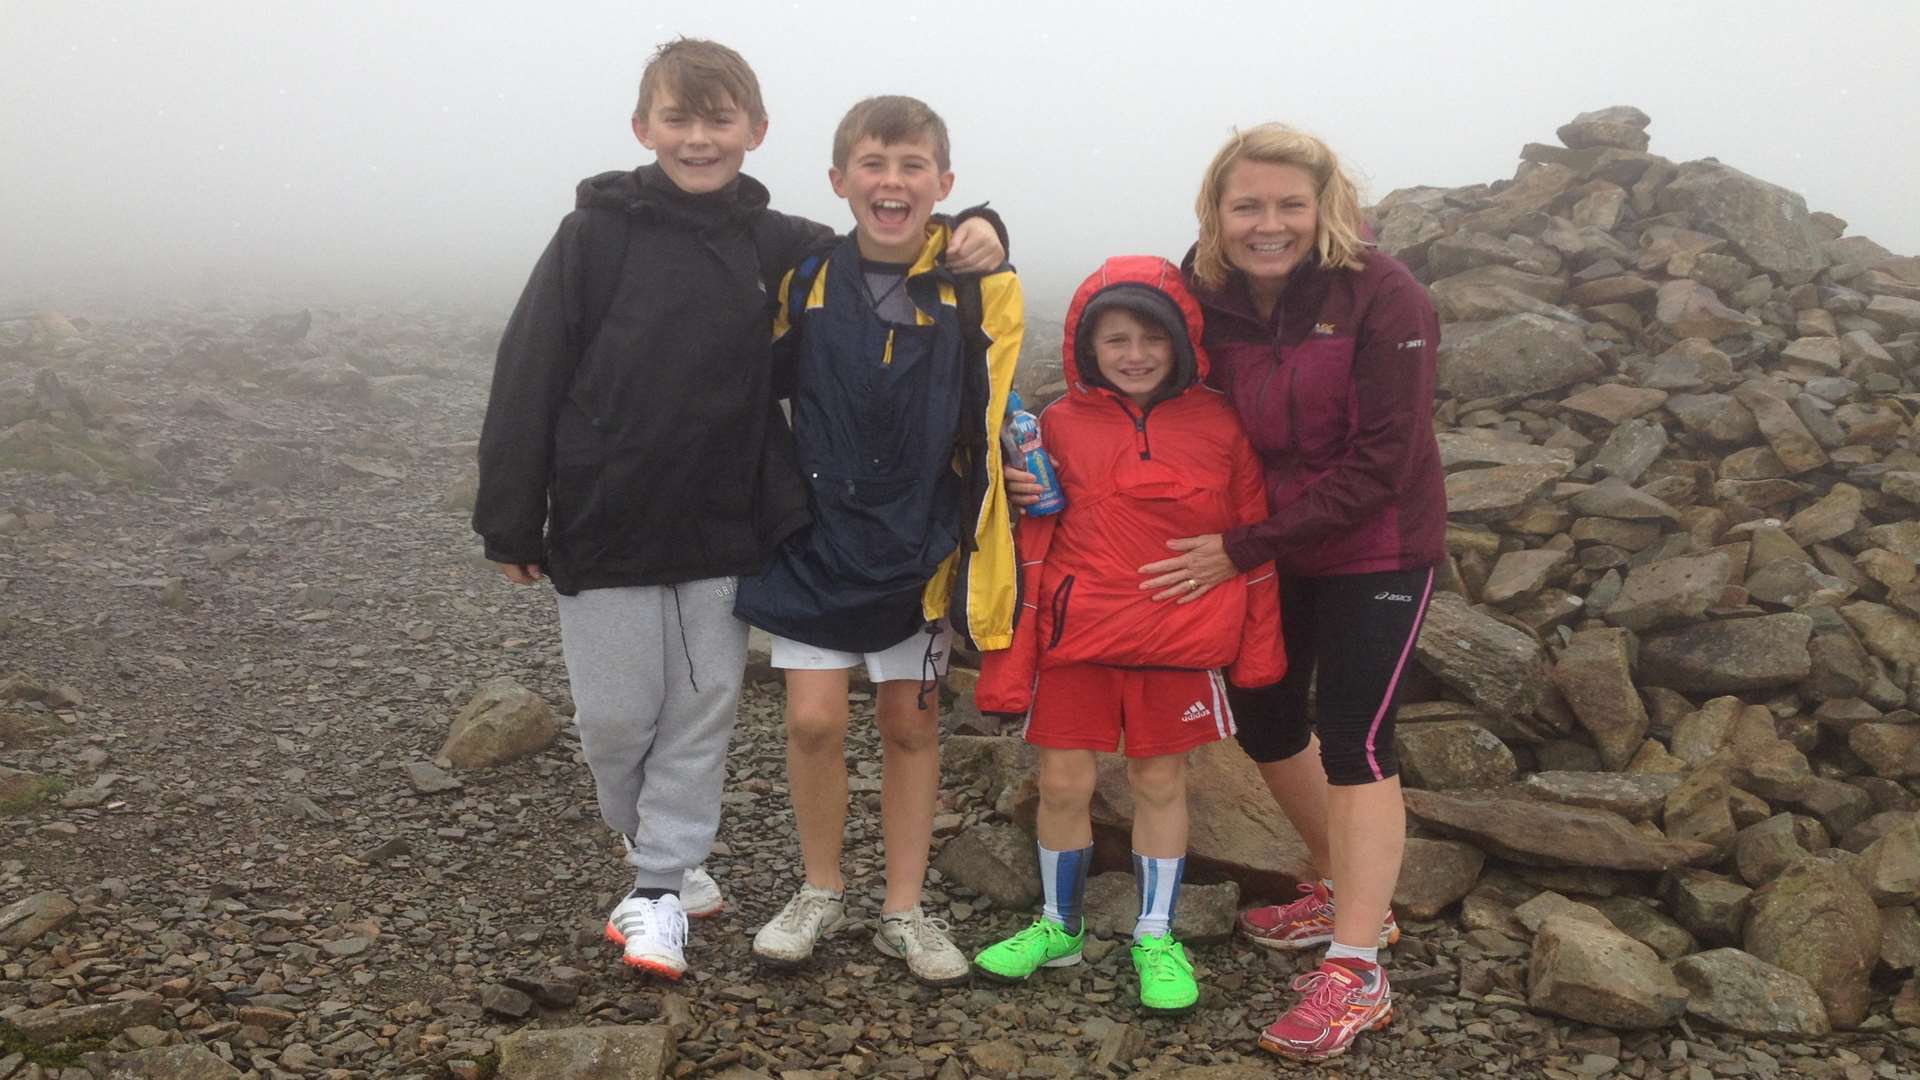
[472,39,1003,980]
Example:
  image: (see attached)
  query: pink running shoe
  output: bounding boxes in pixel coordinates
[1236,882,1400,951]
[1259,958,1393,1061]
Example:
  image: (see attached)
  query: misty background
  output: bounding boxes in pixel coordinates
[3,0,1916,322]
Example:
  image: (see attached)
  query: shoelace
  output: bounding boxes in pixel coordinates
[1009,920,1064,948]
[885,910,954,950]
[776,889,834,932]
[1267,883,1331,925]
[615,897,686,950]
[1286,968,1360,1027]
[1136,937,1190,982]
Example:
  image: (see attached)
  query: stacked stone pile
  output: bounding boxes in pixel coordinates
[946,107,1920,1041]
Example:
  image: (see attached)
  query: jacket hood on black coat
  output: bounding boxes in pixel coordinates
[575,165,771,230]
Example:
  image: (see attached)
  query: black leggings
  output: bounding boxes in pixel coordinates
[1229,566,1435,785]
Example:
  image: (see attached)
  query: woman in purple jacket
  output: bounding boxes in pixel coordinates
[1011,124,1444,1061]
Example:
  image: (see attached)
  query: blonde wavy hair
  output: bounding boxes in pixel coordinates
[1191,123,1369,290]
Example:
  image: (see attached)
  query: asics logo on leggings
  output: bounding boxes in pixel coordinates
[1372,591,1412,602]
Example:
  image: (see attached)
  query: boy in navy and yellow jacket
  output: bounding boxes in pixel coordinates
[735,95,1023,987]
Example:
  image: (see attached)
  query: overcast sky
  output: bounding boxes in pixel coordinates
[3,1,1916,317]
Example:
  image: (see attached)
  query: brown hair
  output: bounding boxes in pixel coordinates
[1191,123,1368,289]
[635,38,765,125]
[832,96,951,173]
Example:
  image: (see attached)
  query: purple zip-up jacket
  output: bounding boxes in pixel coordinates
[1181,246,1446,578]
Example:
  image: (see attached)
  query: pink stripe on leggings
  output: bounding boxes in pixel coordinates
[1363,567,1435,781]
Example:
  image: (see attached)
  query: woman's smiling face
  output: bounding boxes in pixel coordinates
[1218,160,1320,291]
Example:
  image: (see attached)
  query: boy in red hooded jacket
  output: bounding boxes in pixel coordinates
[973,255,1285,1013]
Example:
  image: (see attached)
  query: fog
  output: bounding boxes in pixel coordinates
[3,0,1917,318]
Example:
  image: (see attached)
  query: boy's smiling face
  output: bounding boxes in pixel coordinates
[1090,307,1174,407]
[830,134,954,263]
[632,87,767,195]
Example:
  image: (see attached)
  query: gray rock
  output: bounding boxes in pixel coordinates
[1445,464,1565,524]
[1522,771,1681,822]
[1395,721,1517,789]
[1654,279,1760,340]
[1590,896,1697,960]
[1436,314,1606,403]
[931,822,1042,909]
[1656,161,1829,281]
[1672,948,1832,1036]
[1566,478,1679,521]
[405,760,462,794]
[104,1045,243,1079]
[1403,788,1712,871]
[1393,837,1485,920]
[1414,592,1565,741]
[1881,905,1920,972]
[1434,430,1577,472]
[1553,627,1650,770]
[1528,915,1689,1029]
[1664,868,1752,947]
[1856,817,1920,905]
[1746,558,1855,609]
[1482,548,1570,606]
[440,677,559,769]
[1744,859,1882,1029]
[0,890,77,946]
[1513,890,1613,934]
[1733,813,1812,887]
[10,994,166,1044]
[1639,613,1813,693]
[494,1024,675,1080]
[1733,384,1829,474]
[1590,419,1669,484]
[1663,767,1735,854]
[1839,600,1920,667]
[1082,871,1237,944]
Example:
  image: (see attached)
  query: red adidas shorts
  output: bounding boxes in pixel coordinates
[1023,663,1236,759]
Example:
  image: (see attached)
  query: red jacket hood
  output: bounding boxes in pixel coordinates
[1062,256,1210,403]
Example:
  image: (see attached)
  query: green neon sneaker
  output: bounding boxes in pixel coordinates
[972,918,1084,982]
[1131,932,1199,1014]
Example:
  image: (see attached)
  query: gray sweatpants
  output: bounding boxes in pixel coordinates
[556,578,747,891]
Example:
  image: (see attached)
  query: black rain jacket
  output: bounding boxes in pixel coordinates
[472,165,831,593]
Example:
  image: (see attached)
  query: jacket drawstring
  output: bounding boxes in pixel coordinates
[669,584,699,693]
[915,620,942,711]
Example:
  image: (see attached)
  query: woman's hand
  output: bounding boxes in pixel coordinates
[1139,534,1234,603]
[1004,464,1043,509]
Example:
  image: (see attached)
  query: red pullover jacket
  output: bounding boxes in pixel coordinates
[977,257,1286,714]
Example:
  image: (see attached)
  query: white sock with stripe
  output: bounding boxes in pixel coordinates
[1132,851,1185,941]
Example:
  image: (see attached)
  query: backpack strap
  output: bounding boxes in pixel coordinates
[950,273,993,555]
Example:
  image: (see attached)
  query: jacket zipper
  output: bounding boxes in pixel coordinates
[1113,399,1152,461]
[1249,292,1288,449]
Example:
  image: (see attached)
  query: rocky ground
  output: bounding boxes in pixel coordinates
[5,105,1920,1079]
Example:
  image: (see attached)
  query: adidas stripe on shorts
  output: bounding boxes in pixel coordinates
[1022,662,1235,759]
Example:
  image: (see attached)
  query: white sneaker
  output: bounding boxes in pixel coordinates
[752,884,847,966]
[682,866,724,919]
[874,906,971,987]
[604,892,688,979]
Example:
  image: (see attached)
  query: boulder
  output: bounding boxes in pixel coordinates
[1743,859,1883,1029]
[1527,915,1689,1029]
[1664,868,1752,948]
[1521,771,1681,822]
[1445,464,1566,523]
[0,890,78,946]
[1603,553,1732,633]
[1436,314,1606,403]
[1082,872,1237,944]
[1671,949,1831,1037]
[1656,161,1829,281]
[1639,614,1813,693]
[1553,627,1650,770]
[1414,592,1566,741]
[440,677,560,769]
[1403,788,1712,871]
[105,1045,245,1079]
[1393,837,1485,920]
[1856,818,1920,906]
[494,1024,675,1080]
[1395,721,1517,789]
[931,823,1042,909]
[1655,279,1760,340]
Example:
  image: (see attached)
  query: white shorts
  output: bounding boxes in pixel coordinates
[770,622,953,683]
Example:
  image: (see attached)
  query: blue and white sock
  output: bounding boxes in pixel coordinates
[1132,851,1185,941]
[1038,843,1091,931]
